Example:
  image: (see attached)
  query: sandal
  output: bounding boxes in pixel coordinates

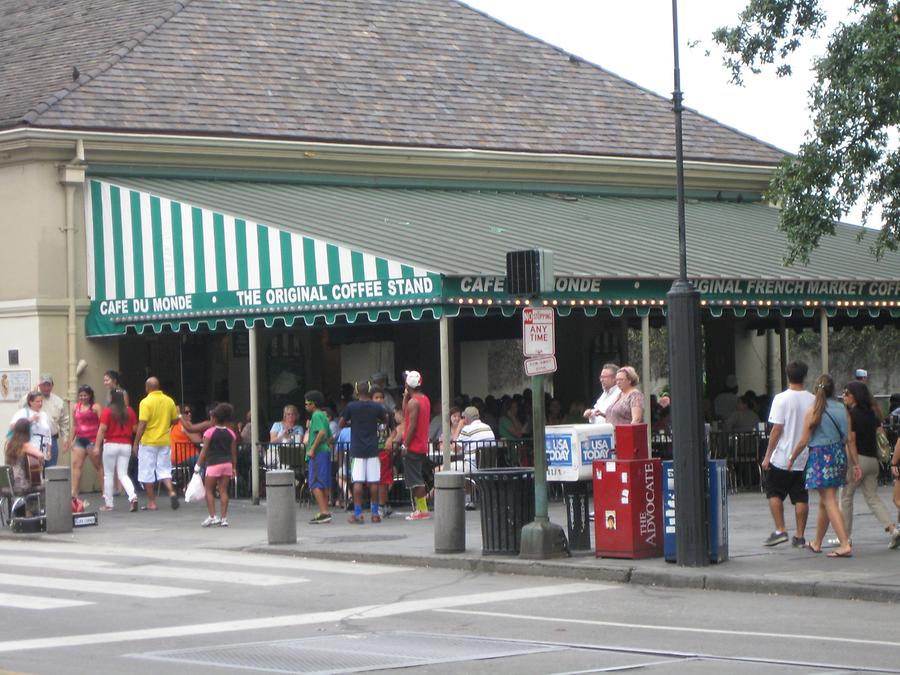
[129,498,139,512]
[827,549,853,558]
[99,505,114,512]
[806,543,822,554]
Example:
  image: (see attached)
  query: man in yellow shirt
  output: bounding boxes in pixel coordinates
[132,377,180,510]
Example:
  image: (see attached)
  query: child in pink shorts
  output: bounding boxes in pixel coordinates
[195,402,237,527]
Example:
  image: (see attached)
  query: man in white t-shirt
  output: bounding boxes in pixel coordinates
[761,361,816,548]
[452,406,496,509]
[583,363,620,424]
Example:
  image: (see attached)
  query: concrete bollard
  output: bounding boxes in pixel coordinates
[45,466,72,534]
[434,471,466,553]
[266,469,297,544]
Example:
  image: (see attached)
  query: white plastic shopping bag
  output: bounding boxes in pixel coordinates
[185,472,206,503]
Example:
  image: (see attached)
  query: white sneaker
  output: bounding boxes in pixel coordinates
[890,528,900,550]
[218,518,229,527]
[201,516,221,527]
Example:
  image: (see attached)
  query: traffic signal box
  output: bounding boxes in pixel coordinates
[593,424,662,559]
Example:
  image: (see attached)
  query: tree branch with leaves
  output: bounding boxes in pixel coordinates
[714,0,899,264]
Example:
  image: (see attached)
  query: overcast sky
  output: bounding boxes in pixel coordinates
[462,0,847,156]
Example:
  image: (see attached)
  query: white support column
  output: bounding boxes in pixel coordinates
[820,308,829,374]
[641,313,651,425]
[440,314,451,470]
[249,325,260,504]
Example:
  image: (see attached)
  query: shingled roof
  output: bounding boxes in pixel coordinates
[0,0,785,164]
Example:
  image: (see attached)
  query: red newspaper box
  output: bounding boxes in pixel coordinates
[614,423,649,460]
[593,458,662,559]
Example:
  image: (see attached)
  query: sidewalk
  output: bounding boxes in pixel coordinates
[5,488,900,604]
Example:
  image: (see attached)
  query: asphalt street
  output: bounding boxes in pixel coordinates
[0,541,898,674]
[1,488,899,673]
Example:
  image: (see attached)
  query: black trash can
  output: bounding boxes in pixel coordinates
[473,467,535,555]
[563,480,592,551]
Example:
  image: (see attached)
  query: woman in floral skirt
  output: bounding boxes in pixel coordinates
[787,374,861,557]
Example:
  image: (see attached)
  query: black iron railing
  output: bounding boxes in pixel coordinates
[651,427,769,492]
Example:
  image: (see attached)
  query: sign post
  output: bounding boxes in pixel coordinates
[519,307,567,559]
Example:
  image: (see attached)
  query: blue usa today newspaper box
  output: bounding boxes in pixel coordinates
[546,423,616,481]
[662,459,729,563]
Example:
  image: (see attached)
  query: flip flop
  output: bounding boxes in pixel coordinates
[141,504,159,511]
[806,543,822,554]
[827,549,853,558]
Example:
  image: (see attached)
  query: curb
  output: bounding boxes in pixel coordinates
[246,546,900,604]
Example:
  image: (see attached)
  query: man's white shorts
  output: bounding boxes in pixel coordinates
[138,444,173,483]
[350,456,380,483]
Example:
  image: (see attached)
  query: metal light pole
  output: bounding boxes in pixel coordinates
[666,0,710,567]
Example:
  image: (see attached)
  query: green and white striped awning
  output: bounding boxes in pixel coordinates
[84,179,443,336]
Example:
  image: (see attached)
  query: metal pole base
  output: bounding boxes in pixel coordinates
[519,519,569,559]
[666,280,710,567]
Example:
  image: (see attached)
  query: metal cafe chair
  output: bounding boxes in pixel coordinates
[0,464,43,526]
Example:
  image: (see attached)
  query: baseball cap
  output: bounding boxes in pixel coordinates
[39,373,53,385]
[463,406,480,420]
[855,369,868,378]
[405,370,422,388]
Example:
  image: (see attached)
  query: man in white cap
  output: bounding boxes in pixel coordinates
[855,369,868,382]
[400,370,432,520]
[20,374,68,467]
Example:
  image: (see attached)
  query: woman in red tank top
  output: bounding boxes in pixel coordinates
[67,384,103,504]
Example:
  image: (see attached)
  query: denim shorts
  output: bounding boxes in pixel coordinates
[73,436,95,450]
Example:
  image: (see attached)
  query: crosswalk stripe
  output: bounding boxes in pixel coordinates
[0,541,408,575]
[99,564,306,587]
[0,592,92,610]
[0,555,307,588]
[0,556,116,572]
[0,573,203,599]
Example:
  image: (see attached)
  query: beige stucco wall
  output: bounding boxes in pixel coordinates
[0,154,119,491]
[0,161,55,301]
